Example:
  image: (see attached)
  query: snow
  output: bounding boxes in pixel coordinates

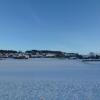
[0,80,100,100]
[0,58,100,99]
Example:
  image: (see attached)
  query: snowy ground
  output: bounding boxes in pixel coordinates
[0,80,100,100]
[0,58,100,100]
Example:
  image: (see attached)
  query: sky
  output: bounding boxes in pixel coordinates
[0,0,100,54]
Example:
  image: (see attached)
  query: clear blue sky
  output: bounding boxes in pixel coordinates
[0,0,100,54]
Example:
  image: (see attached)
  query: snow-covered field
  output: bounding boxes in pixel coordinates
[0,58,100,100]
[0,80,100,100]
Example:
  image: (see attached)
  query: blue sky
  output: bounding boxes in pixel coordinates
[0,0,100,54]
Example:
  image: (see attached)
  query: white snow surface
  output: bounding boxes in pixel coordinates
[0,58,100,100]
[0,80,100,100]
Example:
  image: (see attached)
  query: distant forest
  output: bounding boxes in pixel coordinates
[0,49,100,59]
[0,50,63,54]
